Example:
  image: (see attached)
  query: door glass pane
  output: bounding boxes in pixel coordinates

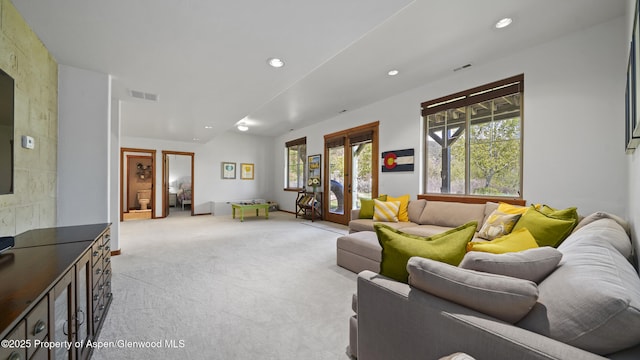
[352,142,372,209]
[328,145,345,215]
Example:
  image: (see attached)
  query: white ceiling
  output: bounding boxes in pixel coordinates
[14,0,626,142]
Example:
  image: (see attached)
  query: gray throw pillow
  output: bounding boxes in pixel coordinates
[407,257,538,323]
[459,247,562,283]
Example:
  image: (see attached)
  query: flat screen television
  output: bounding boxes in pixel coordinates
[0,68,14,195]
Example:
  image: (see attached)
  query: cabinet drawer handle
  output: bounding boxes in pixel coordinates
[105,235,111,242]
[97,244,104,250]
[104,246,110,252]
[105,269,111,275]
[99,304,105,311]
[34,319,46,335]
[94,315,101,323]
[107,292,113,299]
[95,268,102,275]
[93,251,100,257]
[8,351,21,360]
[106,281,111,286]
[105,257,111,264]
[76,309,85,326]
[99,285,104,291]
[93,294,100,301]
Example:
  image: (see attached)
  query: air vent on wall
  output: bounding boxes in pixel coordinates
[130,89,159,102]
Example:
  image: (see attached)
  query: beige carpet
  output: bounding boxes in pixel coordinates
[92,211,356,360]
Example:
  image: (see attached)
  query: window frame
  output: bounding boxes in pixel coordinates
[284,137,307,191]
[422,74,524,199]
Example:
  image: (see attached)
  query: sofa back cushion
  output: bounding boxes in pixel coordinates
[418,201,486,230]
[516,218,640,355]
[407,199,427,223]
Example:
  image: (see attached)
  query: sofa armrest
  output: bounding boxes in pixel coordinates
[351,208,360,220]
[357,271,606,360]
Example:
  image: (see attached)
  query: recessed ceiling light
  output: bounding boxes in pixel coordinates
[192,137,200,141]
[237,124,249,132]
[495,17,513,29]
[388,69,399,76]
[267,58,285,68]
[204,126,213,129]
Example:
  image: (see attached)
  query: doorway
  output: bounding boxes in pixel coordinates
[324,121,379,225]
[120,148,156,221]
[162,151,194,217]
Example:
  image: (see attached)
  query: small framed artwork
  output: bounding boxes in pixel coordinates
[240,163,254,180]
[221,162,236,179]
[308,154,321,181]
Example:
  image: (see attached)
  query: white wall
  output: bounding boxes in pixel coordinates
[273,16,629,218]
[110,99,121,251]
[120,131,275,217]
[57,65,111,226]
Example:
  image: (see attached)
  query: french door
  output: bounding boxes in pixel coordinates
[324,122,379,225]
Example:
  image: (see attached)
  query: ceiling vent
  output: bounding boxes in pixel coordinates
[130,89,159,102]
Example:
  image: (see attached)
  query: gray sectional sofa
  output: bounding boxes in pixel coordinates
[339,198,640,359]
[339,198,511,273]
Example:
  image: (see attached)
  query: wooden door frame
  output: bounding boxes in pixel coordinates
[120,147,157,221]
[323,121,379,225]
[162,151,195,217]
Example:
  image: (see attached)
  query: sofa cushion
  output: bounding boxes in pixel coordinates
[569,218,632,260]
[537,204,579,223]
[400,224,455,238]
[460,247,562,283]
[517,219,640,354]
[573,211,631,237]
[359,195,387,219]
[467,228,539,254]
[387,194,410,222]
[375,222,477,283]
[477,208,522,240]
[348,219,417,233]
[407,199,427,223]
[373,199,400,222]
[418,201,486,230]
[496,202,529,215]
[407,257,538,323]
[512,206,577,247]
[337,231,382,262]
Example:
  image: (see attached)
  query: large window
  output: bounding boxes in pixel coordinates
[285,137,306,189]
[423,74,523,197]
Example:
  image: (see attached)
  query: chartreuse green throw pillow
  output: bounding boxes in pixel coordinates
[359,195,387,219]
[374,221,477,283]
[538,204,579,223]
[513,206,577,247]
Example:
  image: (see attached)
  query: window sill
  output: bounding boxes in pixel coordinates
[418,194,525,206]
[284,188,304,192]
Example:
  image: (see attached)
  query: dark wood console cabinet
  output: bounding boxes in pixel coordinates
[0,223,112,360]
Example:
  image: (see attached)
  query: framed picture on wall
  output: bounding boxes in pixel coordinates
[221,162,236,179]
[240,163,254,180]
[308,154,321,181]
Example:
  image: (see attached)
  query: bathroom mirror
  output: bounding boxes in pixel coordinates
[0,68,14,195]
